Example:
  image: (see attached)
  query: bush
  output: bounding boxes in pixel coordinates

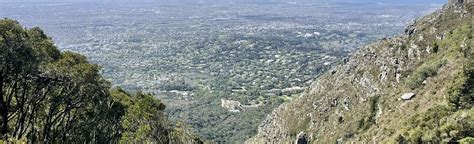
[431,42,439,53]
[459,137,474,144]
[406,59,447,89]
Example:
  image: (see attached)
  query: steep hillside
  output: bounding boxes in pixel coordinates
[247,2,473,143]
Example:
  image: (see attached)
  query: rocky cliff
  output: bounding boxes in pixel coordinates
[449,0,474,5]
[247,2,473,143]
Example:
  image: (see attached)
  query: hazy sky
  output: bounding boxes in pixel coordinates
[0,0,447,4]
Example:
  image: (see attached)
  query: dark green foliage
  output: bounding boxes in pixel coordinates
[0,19,202,143]
[447,64,474,109]
[445,24,474,110]
[120,92,169,143]
[406,59,447,90]
[432,42,439,53]
[357,96,378,131]
[0,18,124,142]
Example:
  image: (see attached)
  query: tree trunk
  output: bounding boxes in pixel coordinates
[0,76,8,135]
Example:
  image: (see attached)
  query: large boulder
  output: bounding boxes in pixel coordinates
[401,93,416,100]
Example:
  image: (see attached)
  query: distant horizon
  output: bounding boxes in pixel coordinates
[0,0,447,4]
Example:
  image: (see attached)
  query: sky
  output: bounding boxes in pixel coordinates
[0,0,447,4]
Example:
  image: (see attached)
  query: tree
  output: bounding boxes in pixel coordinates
[119,91,169,143]
[0,18,203,143]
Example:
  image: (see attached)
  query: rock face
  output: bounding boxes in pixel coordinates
[247,3,473,143]
[401,93,416,100]
[449,0,474,5]
[295,132,308,144]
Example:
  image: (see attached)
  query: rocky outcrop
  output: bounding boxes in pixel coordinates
[247,2,473,143]
[295,132,308,144]
[221,99,244,112]
[449,0,474,5]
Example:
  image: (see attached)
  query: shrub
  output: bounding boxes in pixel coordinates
[446,59,474,109]
[406,59,447,89]
[431,42,439,53]
[459,137,474,144]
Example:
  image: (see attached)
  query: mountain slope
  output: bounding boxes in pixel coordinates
[247,2,473,143]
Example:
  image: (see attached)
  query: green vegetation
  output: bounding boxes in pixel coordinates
[0,19,201,143]
[397,106,473,143]
[446,64,474,109]
[395,21,473,143]
[406,59,447,89]
[442,24,473,109]
[248,4,474,143]
[357,96,379,131]
[173,90,282,143]
[438,24,473,53]
[289,116,310,137]
[459,137,474,143]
